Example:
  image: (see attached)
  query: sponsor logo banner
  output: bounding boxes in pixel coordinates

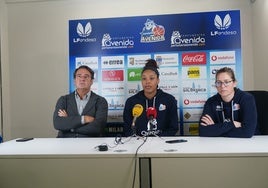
[69,10,242,136]
[183,108,203,122]
[154,53,179,66]
[182,80,208,94]
[102,70,124,81]
[101,56,124,68]
[75,57,98,69]
[182,94,207,108]
[101,82,125,96]
[210,51,236,64]
[181,66,207,79]
[127,69,142,81]
[182,52,207,65]
[105,96,125,110]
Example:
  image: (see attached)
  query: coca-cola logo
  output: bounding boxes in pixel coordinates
[182,52,206,65]
[184,55,204,62]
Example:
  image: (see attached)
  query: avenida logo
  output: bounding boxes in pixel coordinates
[170,30,205,47]
[214,14,231,30]
[77,22,92,37]
[101,33,134,49]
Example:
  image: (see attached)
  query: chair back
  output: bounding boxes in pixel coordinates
[247,90,268,135]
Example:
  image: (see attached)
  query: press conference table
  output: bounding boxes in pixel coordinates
[0,136,268,188]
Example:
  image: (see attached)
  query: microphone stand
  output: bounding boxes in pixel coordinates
[131,123,147,141]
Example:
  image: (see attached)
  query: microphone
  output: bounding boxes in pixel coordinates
[131,104,144,127]
[146,107,157,131]
[146,107,157,120]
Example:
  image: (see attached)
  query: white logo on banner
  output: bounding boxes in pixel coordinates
[211,14,237,36]
[140,19,165,43]
[73,22,96,43]
[214,14,231,30]
[170,31,205,47]
[101,33,134,49]
[77,22,92,37]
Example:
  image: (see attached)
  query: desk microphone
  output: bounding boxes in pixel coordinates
[146,107,157,120]
[132,104,144,128]
[146,107,157,131]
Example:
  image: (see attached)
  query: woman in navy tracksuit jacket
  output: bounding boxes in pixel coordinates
[124,89,179,137]
[199,67,259,138]
[123,59,179,137]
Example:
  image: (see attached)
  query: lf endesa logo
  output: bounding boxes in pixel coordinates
[210,14,237,36]
[73,22,97,43]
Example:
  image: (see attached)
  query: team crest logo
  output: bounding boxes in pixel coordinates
[140,19,165,43]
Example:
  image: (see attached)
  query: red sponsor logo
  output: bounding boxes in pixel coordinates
[102,70,124,81]
[182,52,206,65]
[184,99,190,105]
[211,55,217,61]
[211,55,234,62]
[184,98,206,106]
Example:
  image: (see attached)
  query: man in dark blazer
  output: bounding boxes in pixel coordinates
[53,65,108,137]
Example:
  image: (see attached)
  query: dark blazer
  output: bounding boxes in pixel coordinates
[53,91,108,137]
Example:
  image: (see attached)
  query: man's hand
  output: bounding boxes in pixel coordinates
[84,115,95,124]
[58,109,68,117]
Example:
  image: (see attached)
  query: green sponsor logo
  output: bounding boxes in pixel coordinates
[127,69,142,81]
